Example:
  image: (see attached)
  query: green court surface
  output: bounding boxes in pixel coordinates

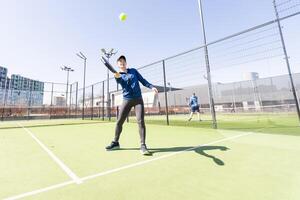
[143,113,300,135]
[1,117,300,200]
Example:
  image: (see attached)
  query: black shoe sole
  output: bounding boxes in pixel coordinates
[106,146,120,151]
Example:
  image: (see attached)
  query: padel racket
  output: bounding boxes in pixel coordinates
[100,56,117,73]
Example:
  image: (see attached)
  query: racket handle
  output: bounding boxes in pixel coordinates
[100,56,117,73]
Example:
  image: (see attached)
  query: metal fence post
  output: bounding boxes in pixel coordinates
[107,73,111,121]
[69,84,72,118]
[232,82,236,112]
[162,60,169,125]
[27,86,32,120]
[273,0,300,124]
[108,93,111,121]
[102,81,105,121]
[91,84,94,120]
[97,83,100,119]
[198,0,217,129]
[50,82,54,119]
[1,75,7,105]
[10,79,14,108]
[1,78,9,121]
[82,58,87,120]
[116,84,119,120]
[75,82,78,118]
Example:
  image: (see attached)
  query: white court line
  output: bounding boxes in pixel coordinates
[4,181,75,200]
[4,131,253,200]
[17,123,82,184]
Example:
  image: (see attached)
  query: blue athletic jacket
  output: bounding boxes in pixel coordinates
[189,96,199,107]
[115,68,153,100]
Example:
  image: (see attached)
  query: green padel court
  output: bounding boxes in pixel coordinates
[1,116,300,200]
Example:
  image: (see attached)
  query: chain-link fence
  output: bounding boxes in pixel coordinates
[0,0,299,128]
[0,80,69,120]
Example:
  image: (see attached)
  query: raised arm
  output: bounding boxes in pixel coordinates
[114,72,123,84]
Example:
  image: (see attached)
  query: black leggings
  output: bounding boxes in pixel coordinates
[114,98,146,145]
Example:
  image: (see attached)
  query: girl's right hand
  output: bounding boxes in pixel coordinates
[114,72,121,78]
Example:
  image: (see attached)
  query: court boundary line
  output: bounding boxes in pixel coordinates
[17,123,82,184]
[4,131,253,200]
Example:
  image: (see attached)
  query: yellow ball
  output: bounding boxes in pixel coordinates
[119,12,127,22]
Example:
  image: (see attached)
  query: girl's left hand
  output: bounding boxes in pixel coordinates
[152,87,158,94]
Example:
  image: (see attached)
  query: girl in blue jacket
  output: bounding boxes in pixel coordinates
[105,55,158,155]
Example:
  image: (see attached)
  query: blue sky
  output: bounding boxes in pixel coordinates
[0,0,299,87]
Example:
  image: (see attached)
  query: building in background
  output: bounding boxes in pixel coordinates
[0,66,9,104]
[242,72,261,111]
[243,72,259,81]
[0,66,8,89]
[110,72,300,114]
[53,96,66,107]
[2,73,45,107]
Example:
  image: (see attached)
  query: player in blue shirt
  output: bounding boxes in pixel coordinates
[188,93,202,121]
[105,55,158,155]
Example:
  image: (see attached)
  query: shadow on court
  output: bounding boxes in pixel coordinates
[120,146,229,166]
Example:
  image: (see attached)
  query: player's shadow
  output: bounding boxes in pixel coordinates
[120,146,229,166]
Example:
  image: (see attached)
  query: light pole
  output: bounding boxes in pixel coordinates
[101,48,117,121]
[61,66,74,107]
[76,52,87,120]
